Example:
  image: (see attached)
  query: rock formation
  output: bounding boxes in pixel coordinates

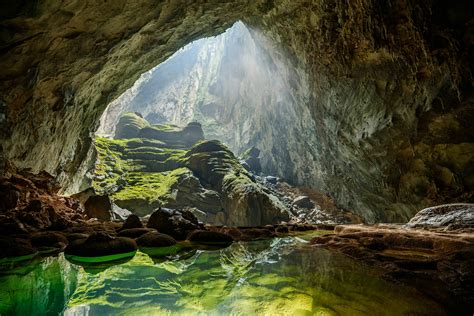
[92,113,290,225]
[0,1,472,222]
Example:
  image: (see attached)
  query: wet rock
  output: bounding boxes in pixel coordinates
[30,232,68,249]
[117,228,154,239]
[237,228,276,241]
[136,232,176,247]
[65,232,137,257]
[187,230,233,245]
[311,224,474,310]
[119,214,143,231]
[84,195,112,221]
[147,208,200,240]
[66,233,89,243]
[293,196,315,209]
[0,237,36,259]
[407,203,474,230]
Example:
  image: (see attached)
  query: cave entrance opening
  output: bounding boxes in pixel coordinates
[96,20,295,157]
[89,21,308,224]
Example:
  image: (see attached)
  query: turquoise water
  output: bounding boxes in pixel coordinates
[0,235,445,315]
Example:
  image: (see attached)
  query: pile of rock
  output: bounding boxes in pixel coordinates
[0,165,86,233]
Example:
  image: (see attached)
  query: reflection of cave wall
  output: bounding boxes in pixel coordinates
[1,0,473,222]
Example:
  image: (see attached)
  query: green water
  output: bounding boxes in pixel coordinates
[0,235,445,315]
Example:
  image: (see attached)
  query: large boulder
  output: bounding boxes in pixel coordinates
[65,232,137,258]
[136,231,177,247]
[117,228,154,239]
[406,203,474,230]
[146,208,200,240]
[0,237,37,260]
[293,196,315,209]
[119,214,143,231]
[187,230,233,245]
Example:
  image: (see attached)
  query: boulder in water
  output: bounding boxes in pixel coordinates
[65,232,137,260]
[146,208,200,240]
[187,230,233,245]
[117,228,155,239]
[136,231,177,247]
[30,231,68,250]
[0,237,37,260]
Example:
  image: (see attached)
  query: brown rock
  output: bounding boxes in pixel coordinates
[117,228,154,239]
[84,195,112,221]
[65,232,137,257]
[30,231,68,249]
[136,232,176,248]
[187,230,233,245]
[119,214,143,231]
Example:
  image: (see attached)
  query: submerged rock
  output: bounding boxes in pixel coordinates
[65,232,137,258]
[406,203,474,230]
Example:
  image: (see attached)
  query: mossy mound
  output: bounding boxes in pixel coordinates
[114,112,150,139]
[92,114,289,225]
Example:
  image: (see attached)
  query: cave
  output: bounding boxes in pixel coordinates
[0,1,473,314]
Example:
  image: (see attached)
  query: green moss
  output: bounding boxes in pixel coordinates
[151,124,179,131]
[115,112,150,139]
[112,168,189,203]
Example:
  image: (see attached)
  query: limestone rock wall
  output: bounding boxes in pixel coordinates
[1,0,472,222]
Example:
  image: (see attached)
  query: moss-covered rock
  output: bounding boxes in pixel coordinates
[115,112,150,139]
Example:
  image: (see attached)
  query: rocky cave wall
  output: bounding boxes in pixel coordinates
[1,0,473,222]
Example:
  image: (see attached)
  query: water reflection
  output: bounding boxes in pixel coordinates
[0,236,445,315]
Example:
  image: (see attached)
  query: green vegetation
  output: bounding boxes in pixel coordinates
[114,112,150,139]
[113,168,188,203]
[92,134,192,214]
